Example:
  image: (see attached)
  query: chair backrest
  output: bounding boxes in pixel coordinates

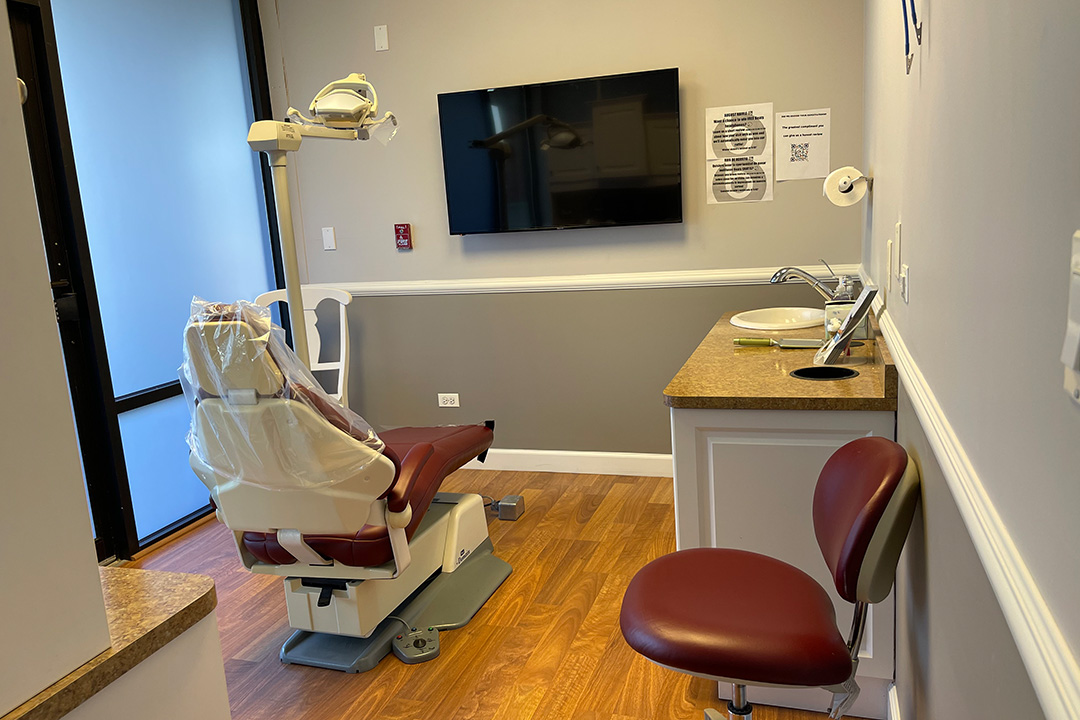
[184,313,394,535]
[812,436,920,604]
[256,287,352,404]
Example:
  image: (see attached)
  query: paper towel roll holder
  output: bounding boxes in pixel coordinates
[823,166,873,207]
[835,169,873,194]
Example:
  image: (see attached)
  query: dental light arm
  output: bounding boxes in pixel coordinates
[248,73,396,369]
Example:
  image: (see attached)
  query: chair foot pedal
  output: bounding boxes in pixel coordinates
[494,494,524,520]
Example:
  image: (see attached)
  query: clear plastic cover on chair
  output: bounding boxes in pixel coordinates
[180,297,384,491]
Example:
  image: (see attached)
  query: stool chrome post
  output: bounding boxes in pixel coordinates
[728,683,752,719]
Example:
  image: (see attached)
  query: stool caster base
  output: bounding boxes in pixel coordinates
[704,703,753,720]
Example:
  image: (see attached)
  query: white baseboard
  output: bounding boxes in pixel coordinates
[887,683,901,720]
[462,448,674,477]
[309,263,860,297]
[864,265,1080,720]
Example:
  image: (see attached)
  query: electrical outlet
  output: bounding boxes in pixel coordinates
[900,264,910,303]
[437,393,460,408]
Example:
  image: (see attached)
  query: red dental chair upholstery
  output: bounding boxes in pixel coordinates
[182,299,510,672]
[240,424,494,568]
[620,437,920,719]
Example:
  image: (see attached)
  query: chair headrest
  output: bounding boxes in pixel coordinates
[182,304,284,398]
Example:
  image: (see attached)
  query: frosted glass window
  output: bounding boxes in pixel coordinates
[119,395,208,541]
[52,0,275,397]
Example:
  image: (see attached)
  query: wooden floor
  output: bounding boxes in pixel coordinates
[132,469,832,720]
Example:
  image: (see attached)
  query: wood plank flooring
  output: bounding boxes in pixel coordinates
[131,469,833,720]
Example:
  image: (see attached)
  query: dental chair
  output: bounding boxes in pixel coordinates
[620,437,920,719]
[181,299,511,672]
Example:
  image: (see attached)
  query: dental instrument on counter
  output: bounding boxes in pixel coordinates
[248,73,396,367]
[733,337,825,349]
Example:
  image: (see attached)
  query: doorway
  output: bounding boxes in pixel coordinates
[10,0,283,559]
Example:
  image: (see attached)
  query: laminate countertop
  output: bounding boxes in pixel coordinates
[3,567,217,720]
[664,310,898,412]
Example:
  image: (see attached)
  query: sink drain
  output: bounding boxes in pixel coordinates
[790,366,859,381]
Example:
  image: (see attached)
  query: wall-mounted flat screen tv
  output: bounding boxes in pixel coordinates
[437,68,682,236]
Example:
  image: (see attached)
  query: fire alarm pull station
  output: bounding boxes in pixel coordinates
[395,223,413,250]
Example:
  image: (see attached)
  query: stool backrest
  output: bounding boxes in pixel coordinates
[812,437,920,604]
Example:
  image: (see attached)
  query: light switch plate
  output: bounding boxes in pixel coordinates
[374,25,389,52]
[1062,231,1080,404]
[322,226,337,250]
[894,220,902,277]
[886,238,893,294]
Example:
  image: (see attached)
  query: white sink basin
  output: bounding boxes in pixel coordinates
[730,307,825,330]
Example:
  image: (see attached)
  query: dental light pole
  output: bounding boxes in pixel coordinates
[248,73,396,368]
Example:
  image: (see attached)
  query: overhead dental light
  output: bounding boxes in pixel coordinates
[248,73,396,368]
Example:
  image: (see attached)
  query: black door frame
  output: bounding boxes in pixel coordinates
[9,0,284,560]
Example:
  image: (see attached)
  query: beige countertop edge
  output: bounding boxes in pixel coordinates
[869,312,899,400]
[3,567,217,720]
[665,396,899,412]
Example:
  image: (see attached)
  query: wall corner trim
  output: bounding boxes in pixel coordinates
[886,684,901,720]
[864,267,1080,720]
[462,448,674,477]
[307,264,861,297]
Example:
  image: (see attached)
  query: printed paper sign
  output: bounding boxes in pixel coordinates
[775,108,830,181]
[705,103,773,203]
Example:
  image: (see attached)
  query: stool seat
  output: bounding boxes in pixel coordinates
[620,547,852,687]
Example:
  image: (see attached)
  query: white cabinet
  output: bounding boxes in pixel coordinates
[670,406,895,720]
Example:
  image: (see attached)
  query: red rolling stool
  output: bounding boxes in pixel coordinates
[620,437,920,719]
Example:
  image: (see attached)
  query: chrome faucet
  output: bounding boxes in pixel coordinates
[770,262,855,301]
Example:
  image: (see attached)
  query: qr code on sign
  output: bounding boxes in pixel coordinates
[790,142,810,162]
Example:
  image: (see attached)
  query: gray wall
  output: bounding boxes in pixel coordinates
[263,0,867,454]
[895,387,1043,720]
[325,282,821,452]
[260,0,866,285]
[864,0,1080,656]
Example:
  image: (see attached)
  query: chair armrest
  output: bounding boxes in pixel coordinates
[385,442,434,513]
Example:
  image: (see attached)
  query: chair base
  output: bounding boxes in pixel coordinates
[277,493,493,635]
[280,538,511,672]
